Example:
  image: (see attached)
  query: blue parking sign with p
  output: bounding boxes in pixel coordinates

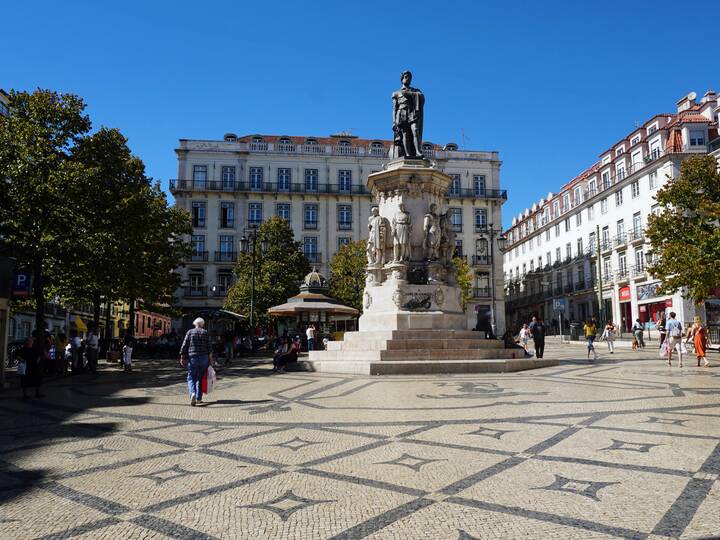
[13,272,32,297]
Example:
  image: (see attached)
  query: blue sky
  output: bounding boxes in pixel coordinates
[2,1,717,228]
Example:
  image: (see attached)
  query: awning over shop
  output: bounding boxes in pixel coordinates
[268,301,358,316]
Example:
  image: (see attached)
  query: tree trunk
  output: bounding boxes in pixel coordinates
[93,293,101,329]
[128,299,136,337]
[33,256,45,336]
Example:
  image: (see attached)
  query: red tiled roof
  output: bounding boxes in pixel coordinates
[678,114,710,123]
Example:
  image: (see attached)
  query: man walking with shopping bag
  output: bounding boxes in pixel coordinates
[180,317,214,406]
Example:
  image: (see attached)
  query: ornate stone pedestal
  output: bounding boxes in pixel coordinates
[305,158,557,375]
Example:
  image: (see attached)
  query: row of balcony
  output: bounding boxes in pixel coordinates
[188,250,323,264]
[170,179,507,201]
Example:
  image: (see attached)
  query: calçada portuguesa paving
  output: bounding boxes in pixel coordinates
[1,342,719,539]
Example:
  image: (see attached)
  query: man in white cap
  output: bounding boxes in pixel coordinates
[180,317,213,406]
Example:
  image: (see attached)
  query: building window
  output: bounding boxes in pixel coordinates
[577,238,583,256]
[649,170,658,190]
[555,247,561,262]
[631,135,640,146]
[218,235,234,257]
[588,205,595,220]
[564,218,570,232]
[603,257,612,279]
[650,141,661,159]
[305,169,319,192]
[338,205,352,230]
[191,235,206,258]
[554,224,560,237]
[249,167,264,190]
[546,251,551,265]
[689,130,705,146]
[217,271,233,293]
[600,198,608,214]
[338,237,351,249]
[632,212,642,235]
[304,204,318,229]
[303,237,319,262]
[545,230,550,241]
[588,179,597,196]
[521,242,526,254]
[338,170,352,193]
[565,242,572,260]
[449,174,461,196]
[616,219,625,241]
[191,201,206,228]
[474,209,487,231]
[601,171,610,190]
[635,248,645,271]
[220,202,235,228]
[450,207,462,232]
[248,202,263,227]
[615,189,624,206]
[552,200,560,217]
[576,211,582,226]
[222,166,236,190]
[562,194,570,212]
[601,226,610,248]
[277,168,291,191]
[276,203,291,222]
[193,165,207,188]
[454,239,463,258]
[473,175,486,196]
[648,123,658,134]
[631,181,640,198]
[616,164,626,180]
[651,204,661,216]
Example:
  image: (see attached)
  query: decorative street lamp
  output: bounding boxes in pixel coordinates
[239,228,269,331]
[482,224,507,337]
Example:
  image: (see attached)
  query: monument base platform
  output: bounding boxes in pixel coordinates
[303,330,557,375]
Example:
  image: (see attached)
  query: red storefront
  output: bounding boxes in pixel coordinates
[619,286,632,332]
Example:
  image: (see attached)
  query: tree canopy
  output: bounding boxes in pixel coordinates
[0,89,91,332]
[0,89,191,334]
[224,217,310,329]
[328,240,366,312]
[645,154,720,302]
[453,256,473,309]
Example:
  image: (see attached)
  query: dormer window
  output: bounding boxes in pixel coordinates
[279,137,291,145]
[615,147,624,156]
[338,140,350,147]
[630,136,640,146]
[252,136,264,143]
[689,130,706,146]
[306,138,318,145]
[444,143,458,151]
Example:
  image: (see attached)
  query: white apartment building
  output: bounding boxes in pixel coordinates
[170,133,507,331]
[503,90,719,337]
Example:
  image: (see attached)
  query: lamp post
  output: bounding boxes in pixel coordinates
[482,224,507,337]
[239,228,269,332]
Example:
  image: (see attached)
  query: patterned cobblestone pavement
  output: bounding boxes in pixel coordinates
[1,343,719,539]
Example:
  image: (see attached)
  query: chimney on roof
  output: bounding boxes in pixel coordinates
[701,90,717,104]
[677,91,697,113]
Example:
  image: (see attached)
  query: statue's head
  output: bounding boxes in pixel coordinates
[401,70,412,85]
[398,202,406,212]
[371,206,379,216]
[429,203,436,213]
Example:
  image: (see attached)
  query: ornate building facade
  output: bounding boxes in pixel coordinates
[503,90,719,337]
[170,133,506,330]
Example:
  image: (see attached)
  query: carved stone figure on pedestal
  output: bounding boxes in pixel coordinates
[366,207,386,266]
[439,211,457,265]
[423,204,441,261]
[392,71,425,159]
[392,203,412,262]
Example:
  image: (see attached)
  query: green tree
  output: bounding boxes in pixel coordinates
[117,182,192,336]
[453,256,473,309]
[56,127,150,327]
[328,240,366,312]
[645,154,720,302]
[224,217,310,328]
[0,89,91,333]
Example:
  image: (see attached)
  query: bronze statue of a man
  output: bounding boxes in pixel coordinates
[392,70,425,159]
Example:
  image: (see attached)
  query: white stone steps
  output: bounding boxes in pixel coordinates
[301,358,558,375]
[343,330,485,341]
[309,348,520,362]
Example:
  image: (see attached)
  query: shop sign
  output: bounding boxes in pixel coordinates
[619,286,631,302]
[12,271,32,297]
[637,282,661,301]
